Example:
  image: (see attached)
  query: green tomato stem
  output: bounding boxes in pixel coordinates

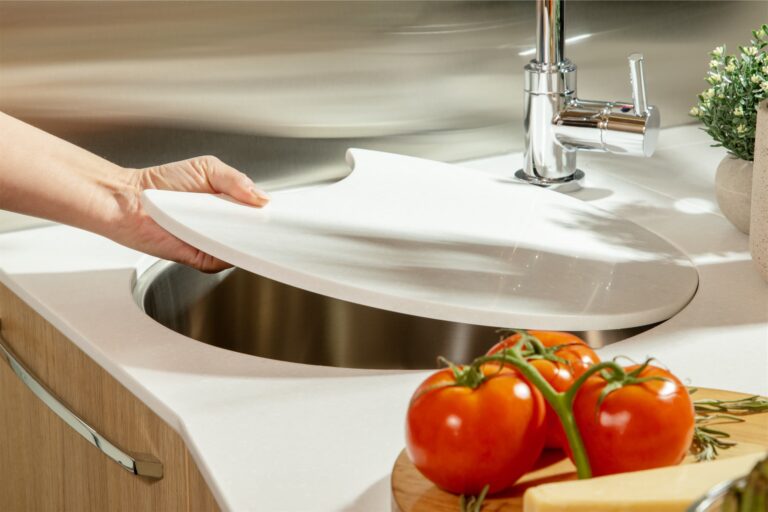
[563,360,626,405]
[475,349,630,480]
[476,352,587,479]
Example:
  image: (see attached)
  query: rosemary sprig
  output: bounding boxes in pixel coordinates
[688,388,768,462]
[694,394,768,414]
[691,414,744,462]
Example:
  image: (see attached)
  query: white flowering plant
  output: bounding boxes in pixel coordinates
[690,24,768,161]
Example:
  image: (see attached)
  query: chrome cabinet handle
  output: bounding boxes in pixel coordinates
[0,321,163,479]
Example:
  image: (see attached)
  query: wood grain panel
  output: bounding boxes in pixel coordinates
[0,282,220,511]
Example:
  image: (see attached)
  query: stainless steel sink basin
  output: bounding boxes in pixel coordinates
[133,261,654,370]
[36,119,657,370]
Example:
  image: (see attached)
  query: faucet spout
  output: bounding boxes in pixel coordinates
[536,0,564,67]
[515,0,660,190]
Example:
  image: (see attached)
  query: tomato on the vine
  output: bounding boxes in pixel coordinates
[569,364,695,476]
[405,363,547,495]
[487,330,600,448]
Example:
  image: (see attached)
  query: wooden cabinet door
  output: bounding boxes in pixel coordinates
[0,283,219,511]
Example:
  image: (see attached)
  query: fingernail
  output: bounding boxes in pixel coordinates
[250,186,270,202]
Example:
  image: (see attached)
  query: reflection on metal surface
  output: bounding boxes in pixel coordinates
[0,322,164,479]
[134,261,654,370]
[687,477,744,512]
[0,1,763,164]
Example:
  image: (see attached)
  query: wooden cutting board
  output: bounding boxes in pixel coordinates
[391,388,768,512]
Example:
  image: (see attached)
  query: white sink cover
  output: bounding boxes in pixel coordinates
[142,149,698,331]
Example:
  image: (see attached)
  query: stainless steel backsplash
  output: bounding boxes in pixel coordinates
[0,1,763,165]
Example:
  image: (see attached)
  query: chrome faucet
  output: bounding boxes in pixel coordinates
[515,0,660,189]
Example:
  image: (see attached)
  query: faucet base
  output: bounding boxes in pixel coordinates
[514,169,584,192]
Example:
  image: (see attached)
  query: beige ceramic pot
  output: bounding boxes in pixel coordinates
[751,99,768,282]
[715,155,753,234]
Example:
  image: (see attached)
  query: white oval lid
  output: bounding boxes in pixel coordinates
[142,149,698,331]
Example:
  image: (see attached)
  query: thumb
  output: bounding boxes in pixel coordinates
[142,155,270,206]
[196,156,270,207]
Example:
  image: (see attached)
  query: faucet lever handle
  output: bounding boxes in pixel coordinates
[628,53,648,116]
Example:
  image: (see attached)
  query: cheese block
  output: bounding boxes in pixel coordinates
[523,452,767,512]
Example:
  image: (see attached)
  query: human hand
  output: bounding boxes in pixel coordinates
[115,156,269,273]
[0,113,268,272]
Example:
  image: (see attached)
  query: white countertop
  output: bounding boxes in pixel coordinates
[0,125,767,511]
[0,210,49,233]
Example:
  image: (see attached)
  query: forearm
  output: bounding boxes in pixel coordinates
[0,111,131,235]
[0,111,268,272]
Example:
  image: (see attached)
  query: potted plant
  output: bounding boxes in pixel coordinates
[690,24,768,234]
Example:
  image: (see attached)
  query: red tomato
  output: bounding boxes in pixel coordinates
[487,331,600,448]
[570,364,695,476]
[406,364,547,495]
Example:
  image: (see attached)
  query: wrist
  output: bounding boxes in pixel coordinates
[85,164,144,240]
